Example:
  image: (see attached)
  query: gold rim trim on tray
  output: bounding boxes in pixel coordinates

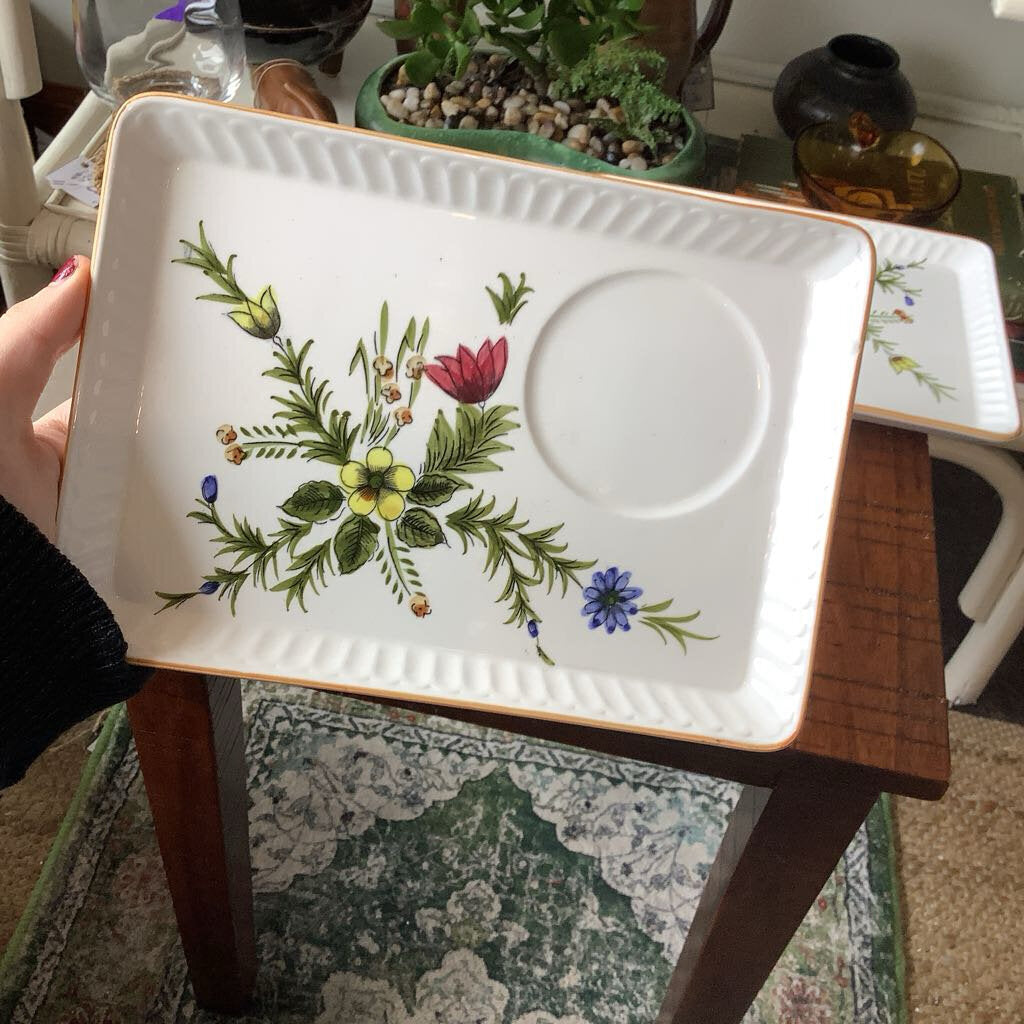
[59,91,880,754]
[854,403,1021,441]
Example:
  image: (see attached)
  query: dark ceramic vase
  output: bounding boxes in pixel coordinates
[239,0,371,73]
[773,34,917,140]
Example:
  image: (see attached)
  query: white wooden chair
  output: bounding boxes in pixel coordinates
[929,434,1024,703]
[0,0,110,304]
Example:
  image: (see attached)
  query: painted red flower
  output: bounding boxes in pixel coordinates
[424,337,508,405]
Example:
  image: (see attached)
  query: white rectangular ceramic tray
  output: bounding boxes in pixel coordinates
[736,179,1019,441]
[57,95,874,750]
[851,219,1019,440]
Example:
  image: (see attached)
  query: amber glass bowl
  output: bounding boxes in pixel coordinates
[794,116,961,225]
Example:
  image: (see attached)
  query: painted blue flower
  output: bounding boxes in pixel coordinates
[527,620,539,638]
[201,474,218,503]
[582,567,643,634]
[904,295,914,307]
[198,581,219,595]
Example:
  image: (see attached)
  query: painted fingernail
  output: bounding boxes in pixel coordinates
[49,256,78,285]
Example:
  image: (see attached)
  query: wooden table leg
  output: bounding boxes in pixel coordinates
[127,669,256,1014]
[658,771,879,1024]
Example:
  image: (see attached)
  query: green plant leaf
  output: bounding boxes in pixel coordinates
[581,20,603,46]
[397,508,446,548]
[459,4,481,37]
[280,480,345,522]
[404,48,442,85]
[408,473,465,507]
[452,39,471,78]
[512,27,542,45]
[546,18,589,66]
[425,35,450,59]
[410,0,446,34]
[377,17,422,38]
[551,41,684,148]
[509,4,544,28]
[483,29,542,74]
[333,516,380,573]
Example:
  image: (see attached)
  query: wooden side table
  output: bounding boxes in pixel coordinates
[127,419,948,1020]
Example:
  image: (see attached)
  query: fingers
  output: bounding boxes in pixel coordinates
[33,398,72,467]
[0,256,91,427]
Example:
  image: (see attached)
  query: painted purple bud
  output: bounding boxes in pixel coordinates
[527,619,539,638]
[904,295,914,307]
[198,581,219,595]
[201,475,218,502]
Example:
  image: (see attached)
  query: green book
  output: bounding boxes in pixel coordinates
[733,134,1024,335]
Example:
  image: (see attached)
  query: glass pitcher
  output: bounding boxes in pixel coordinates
[638,0,733,96]
[73,0,246,105]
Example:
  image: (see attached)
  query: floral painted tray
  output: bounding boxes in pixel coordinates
[57,95,874,750]
[850,220,1018,440]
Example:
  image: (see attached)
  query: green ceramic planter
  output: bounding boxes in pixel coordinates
[355,56,707,186]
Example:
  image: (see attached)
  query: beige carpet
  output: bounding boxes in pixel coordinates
[893,710,1024,1023]
[2,706,1023,1021]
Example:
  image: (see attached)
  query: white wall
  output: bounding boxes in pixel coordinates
[31,0,1024,114]
[710,0,1024,112]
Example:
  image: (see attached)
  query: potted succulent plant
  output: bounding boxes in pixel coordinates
[354,0,706,184]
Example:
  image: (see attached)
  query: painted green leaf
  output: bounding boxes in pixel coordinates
[280,480,344,522]
[397,508,445,548]
[333,516,379,573]
[423,403,519,481]
[408,473,464,507]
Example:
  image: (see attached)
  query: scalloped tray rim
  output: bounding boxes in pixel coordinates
[56,94,878,752]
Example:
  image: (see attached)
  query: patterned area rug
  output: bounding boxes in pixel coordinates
[0,682,905,1024]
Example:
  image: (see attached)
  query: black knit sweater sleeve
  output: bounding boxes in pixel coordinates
[0,496,151,788]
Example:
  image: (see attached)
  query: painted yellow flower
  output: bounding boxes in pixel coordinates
[340,447,415,521]
[228,285,280,340]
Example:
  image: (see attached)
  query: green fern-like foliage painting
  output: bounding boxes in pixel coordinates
[156,223,715,665]
[867,259,955,402]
